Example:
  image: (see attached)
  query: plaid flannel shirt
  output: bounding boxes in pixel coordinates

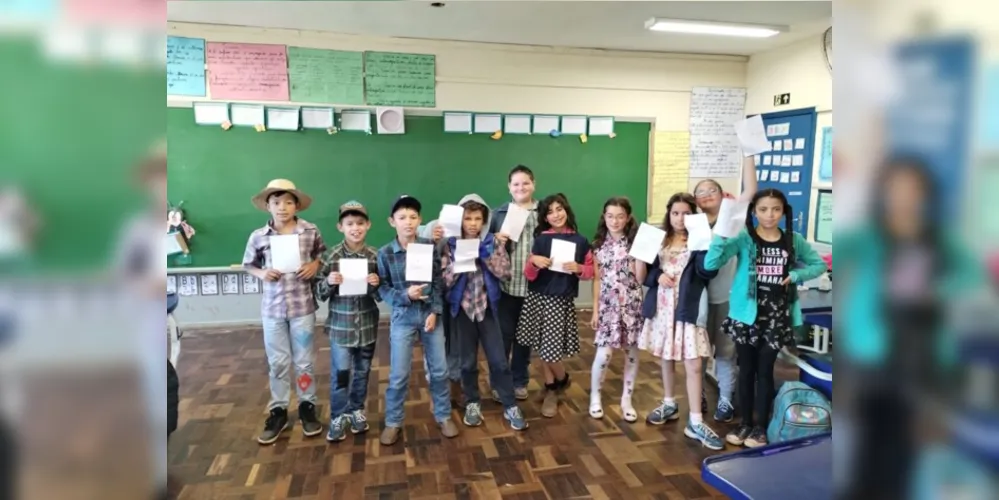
[242,218,326,319]
[443,241,511,321]
[376,237,444,316]
[500,202,538,298]
[315,241,381,348]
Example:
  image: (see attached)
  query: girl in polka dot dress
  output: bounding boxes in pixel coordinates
[637,192,724,450]
[516,193,594,418]
[587,197,646,422]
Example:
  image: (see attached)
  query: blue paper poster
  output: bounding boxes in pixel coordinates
[819,126,833,181]
[167,36,206,97]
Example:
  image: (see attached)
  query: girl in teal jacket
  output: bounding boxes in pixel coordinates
[704,188,827,449]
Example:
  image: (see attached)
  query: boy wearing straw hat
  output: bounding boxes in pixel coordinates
[242,179,327,445]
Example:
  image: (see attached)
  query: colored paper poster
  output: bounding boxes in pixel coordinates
[888,36,974,219]
[649,131,690,223]
[206,42,289,101]
[819,126,833,181]
[287,47,364,105]
[815,191,832,244]
[980,65,999,151]
[167,36,206,97]
[364,51,436,107]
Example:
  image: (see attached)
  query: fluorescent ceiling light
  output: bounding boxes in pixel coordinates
[645,18,784,38]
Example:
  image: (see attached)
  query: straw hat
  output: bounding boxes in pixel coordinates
[251,179,313,212]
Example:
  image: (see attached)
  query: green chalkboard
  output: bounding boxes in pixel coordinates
[167,107,650,268]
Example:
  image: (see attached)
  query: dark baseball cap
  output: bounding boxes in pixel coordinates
[339,200,368,220]
[390,194,422,215]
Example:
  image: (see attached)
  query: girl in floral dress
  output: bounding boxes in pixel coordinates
[637,192,723,450]
[588,197,645,422]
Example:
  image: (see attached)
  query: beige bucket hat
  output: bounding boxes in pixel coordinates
[251,179,313,212]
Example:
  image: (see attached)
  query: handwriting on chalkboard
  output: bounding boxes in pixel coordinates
[206,42,289,101]
[287,47,364,105]
[364,51,436,107]
[167,36,206,97]
[689,87,746,178]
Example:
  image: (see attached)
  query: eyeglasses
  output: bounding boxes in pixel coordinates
[695,188,719,198]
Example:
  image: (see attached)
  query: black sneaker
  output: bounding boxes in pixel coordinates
[257,407,290,445]
[744,427,769,448]
[726,424,753,446]
[299,402,323,437]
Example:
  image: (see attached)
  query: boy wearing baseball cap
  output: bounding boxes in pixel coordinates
[242,179,327,445]
[376,195,459,445]
[315,201,382,443]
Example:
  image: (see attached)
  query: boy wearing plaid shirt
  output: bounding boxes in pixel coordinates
[242,179,326,445]
[315,201,381,442]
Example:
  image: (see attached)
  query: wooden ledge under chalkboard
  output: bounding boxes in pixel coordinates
[167,265,245,275]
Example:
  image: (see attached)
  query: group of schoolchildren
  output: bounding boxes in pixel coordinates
[242,159,827,451]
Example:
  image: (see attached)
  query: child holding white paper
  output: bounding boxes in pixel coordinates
[637,192,723,450]
[314,201,381,443]
[441,195,528,431]
[691,155,757,423]
[376,195,459,445]
[489,165,539,401]
[704,188,826,449]
[242,179,327,445]
[588,197,646,422]
[517,193,594,418]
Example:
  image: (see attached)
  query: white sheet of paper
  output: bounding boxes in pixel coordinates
[782,155,793,167]
[734,115,772,156]
[439,204,465,238]
[773,140,783,151]
[499,204,530,242]
[763,156,772,166]
[684,213,712,251]
[629,223,666,264]
[795,138,806,150]
[270,234,302,273]
[165,232,184,255]
[714,199,749,238]
[453,239,479,274]
[405,243,434,282]
[791,171,801,182]
[339,258,368,296]
[780,172,791,183]
[793,154,804,166]
[549,239,577,273]
[783,139,793,151]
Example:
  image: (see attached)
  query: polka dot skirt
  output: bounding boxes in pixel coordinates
[516,291,580,363]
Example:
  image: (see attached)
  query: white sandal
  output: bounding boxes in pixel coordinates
[589,394,604,419]
[621,406,638,423]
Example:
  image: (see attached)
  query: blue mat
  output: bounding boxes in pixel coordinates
[702,433,832,500]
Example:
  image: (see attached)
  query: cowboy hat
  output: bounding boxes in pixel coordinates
[251,179,313,212]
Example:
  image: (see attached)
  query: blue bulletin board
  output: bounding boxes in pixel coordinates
[752,107,818,236]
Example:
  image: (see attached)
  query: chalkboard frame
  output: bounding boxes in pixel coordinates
[814,188,832,245]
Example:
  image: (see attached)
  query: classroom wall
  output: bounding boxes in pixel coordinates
[745,34,833,247]
[167,22,750,327]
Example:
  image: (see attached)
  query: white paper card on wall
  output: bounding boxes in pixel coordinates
[166,275,177,295]
[532,115,560,134]
[772,155,782,165]
[267,108,300,131]
[781,155,793,167]
[761,170,769,181]
[193,102,229,125]
[43,24,89,62]
[503,115,532,134]
[560,116,588,135]
[178,275,199,296]
[588,117,615,136]
[241,274,260,294]
[783,139,793,151]
[200,274,219,295]
[733,115,772,156]
[763,156,772,166]
[780,172,791,183]
[628,223,666,264]
[340,109,371,132]
[301,107,334,129]
[377,107,405,134]
[794,138,806,150]
[773,123,791,136]
[473,114,502,134]
[773,140,783,151]
[230,103,265,127]
[100,29,145,64]
[443,112,473,133]
[221,273,240,294]
[791,171,801,182]
[792,154,804,166]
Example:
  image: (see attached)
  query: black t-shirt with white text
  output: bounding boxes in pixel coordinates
[756,238,790,300]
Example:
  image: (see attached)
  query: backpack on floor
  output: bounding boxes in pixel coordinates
[767,381,832,443]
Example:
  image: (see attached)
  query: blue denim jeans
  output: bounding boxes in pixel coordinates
[705,302,737,405]
[456,307,516,407]
[329,342,376,419]
[385,308,451,427]
[261,314,317,410]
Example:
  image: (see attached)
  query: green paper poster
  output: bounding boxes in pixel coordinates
[364,51,436,107]
[287,47,364,105]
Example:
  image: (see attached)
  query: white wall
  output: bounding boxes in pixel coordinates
[745,34,833,244]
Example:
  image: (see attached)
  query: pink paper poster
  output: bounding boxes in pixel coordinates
[206,42,289,101]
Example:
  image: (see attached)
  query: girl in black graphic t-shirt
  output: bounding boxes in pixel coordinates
[704,189,827,449]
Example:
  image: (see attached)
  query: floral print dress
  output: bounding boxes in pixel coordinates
[637,246,711,361]
[593,235,644,348]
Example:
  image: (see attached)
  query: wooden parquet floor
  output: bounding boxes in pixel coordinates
[168,311,746,500]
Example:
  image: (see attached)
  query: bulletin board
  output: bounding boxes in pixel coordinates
[814,189,832,245]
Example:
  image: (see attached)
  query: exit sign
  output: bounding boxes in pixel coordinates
[774,93,791,106]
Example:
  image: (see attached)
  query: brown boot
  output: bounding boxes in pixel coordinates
[541,383,559,418]
[379,426,401,446]
[439,418,460,438]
